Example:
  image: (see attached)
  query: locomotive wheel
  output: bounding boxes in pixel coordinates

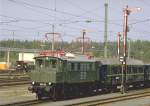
[52,87,58,100]
[36,93,42,100]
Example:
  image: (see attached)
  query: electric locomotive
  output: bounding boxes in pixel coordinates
[28,52,99,100]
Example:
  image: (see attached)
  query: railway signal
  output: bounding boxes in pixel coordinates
[119,5,142,94]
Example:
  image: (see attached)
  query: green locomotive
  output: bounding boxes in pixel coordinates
[29,53,99,99]
[28,52,150,100]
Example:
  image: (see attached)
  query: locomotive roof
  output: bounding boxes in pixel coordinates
[34,55,96,62]
[97,58,144,65]
[35,55,144,65]
[64,55,96,62]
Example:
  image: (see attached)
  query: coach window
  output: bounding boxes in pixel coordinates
[127,66,131,73]
[131,66,133,73]
[133,66,137,73]
[118,66,121,74]
[109,66,111,74]
[139,67,143,73]
[112,66,116,74]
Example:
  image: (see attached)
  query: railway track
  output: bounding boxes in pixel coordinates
[0,80,30,86]
[1,89,150,106]
[0,78,30,86]
[0,99,47,106]
[0,72,30,86]
[0,77,29,82]
[69,90,150,106]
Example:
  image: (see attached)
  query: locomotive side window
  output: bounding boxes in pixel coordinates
[80,63,84,71]
[71,63,74,70]
[67,62,71,71]
[89,63,95,71]
[89,63,92,71]
[74,63,78,71]
[77,63,80,70]
[86,63,90,71]
[83,63,86,71]
[51,59,57,68]
[45,60,50,67]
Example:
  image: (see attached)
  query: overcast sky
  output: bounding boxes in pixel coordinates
[0,0,150,42]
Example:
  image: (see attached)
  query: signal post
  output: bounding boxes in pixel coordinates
[118,5,141,94]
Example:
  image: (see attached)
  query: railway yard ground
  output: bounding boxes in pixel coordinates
[34,88,150,106]
[0,72,30,86]
[0,72,34,105]
[0,85,150,106]
[0,84,36,105]
[0,72,150,106]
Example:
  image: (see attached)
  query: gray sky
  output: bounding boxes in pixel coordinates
[0,0,150,42]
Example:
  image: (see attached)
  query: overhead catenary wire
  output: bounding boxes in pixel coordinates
[8,0,93,20]
[1,0,150,41]
[62,0,102,19]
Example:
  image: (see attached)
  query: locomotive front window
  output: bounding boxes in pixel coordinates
[35,57,61,69]
[36,59,44,68]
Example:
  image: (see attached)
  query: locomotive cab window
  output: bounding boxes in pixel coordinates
[35,57,61,69]
[35,59,44,68]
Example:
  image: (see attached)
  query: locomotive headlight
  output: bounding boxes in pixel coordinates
[32,82,35,85]
[48,82,52,85]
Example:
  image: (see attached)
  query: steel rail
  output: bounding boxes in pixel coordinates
[69,91,150,106]
[0,99,47,106]
[0,80,30,86]
[0,77,29,81]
